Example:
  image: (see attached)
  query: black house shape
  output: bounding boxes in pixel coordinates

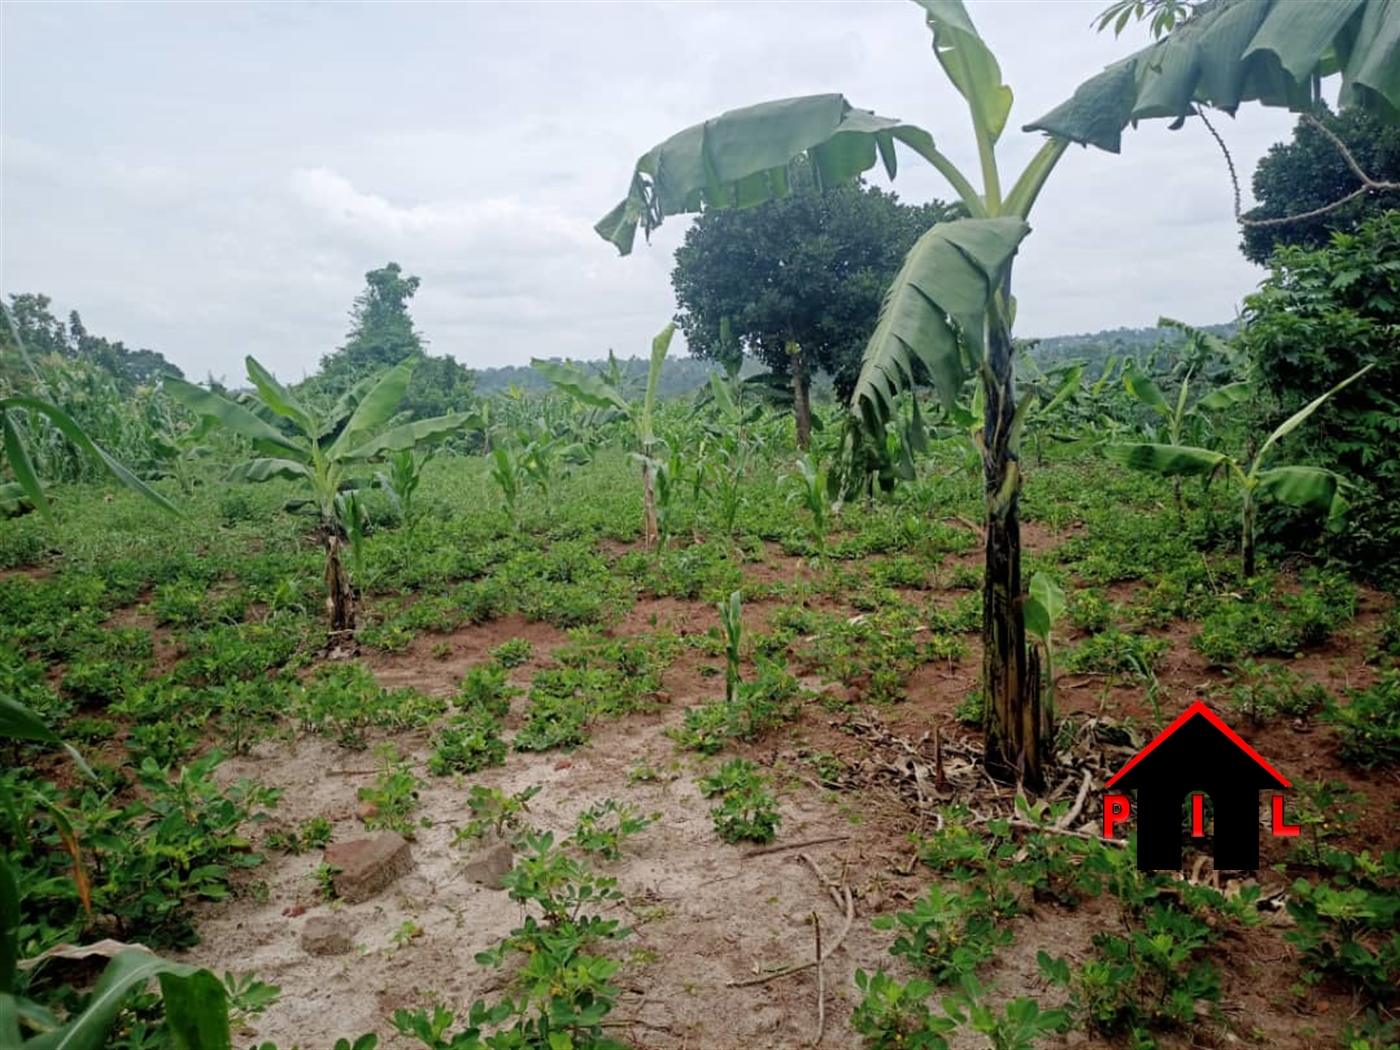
[1108,701,1290,870]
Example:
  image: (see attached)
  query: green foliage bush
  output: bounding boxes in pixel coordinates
[1327,670,1400,769]
[1241,211,1400,584]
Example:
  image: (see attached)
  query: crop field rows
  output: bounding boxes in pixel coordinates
[4,441,1397,1050]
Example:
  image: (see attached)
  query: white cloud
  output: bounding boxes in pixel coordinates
[0,1,1312,383]
[287,167,592,250]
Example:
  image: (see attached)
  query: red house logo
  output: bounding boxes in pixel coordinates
[1102,701,1299,871]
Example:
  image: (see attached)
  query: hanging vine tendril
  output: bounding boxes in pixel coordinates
[1195,104,1400,229]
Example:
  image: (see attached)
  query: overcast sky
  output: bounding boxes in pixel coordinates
[2,1,1302,384]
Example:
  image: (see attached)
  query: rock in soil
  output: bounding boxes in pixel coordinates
[300,914,355,956]
[462,840,514,890]
[323,832,414,903]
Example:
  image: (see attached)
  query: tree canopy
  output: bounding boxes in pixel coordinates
[0,293,184,391]
[1240,210,1400,581]
[671,164,963,403]
[1240,105,1400,265]
[304,263,476,420]
[315,263,426,391]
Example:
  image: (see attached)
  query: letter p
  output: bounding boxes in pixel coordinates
[1103,794,1131,839]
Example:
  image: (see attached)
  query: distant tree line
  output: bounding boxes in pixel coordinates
[0,293,184,391]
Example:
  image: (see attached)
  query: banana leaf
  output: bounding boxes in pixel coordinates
[164,379,302,458]
[1027,0,1399,153]
[1255,465,1347,513]
[345,412,479,460]
[244,357,315,437]
[329,358,417,460]
[596,93,969,254]
[1103,442,1229,477]
[851,217,1030,423]
[530,360,632,415]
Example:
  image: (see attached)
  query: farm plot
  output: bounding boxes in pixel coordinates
[3,450,1398,1050]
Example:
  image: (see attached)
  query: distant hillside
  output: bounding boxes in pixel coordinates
[474,321,1239,399]
[1022,322,1237,371]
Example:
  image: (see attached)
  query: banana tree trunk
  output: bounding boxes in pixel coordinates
[641,459,659,548]
[325,532,355,635]
[981,320,1041,788]
[793,354,812,452]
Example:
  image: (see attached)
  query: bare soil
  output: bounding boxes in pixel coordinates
[167,542,1398,1050]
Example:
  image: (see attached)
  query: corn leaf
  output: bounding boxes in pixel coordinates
[156,969,232,1050]
[1,411,50,525]
[22,949,229,1050]
[0,397,183,519]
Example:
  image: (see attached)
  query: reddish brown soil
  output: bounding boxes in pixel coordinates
[24,527,1398,1049]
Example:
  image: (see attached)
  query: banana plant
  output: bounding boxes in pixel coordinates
[597,0,1399,787]
[1119,350,1253,516]
[1106,363,1374,578]
[532,323,675,546]
[1018,363,1086,465]
[167,357,476,634]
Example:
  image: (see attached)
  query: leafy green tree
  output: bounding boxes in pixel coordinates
[0,296,182,391]
[672,161,961,448]
[308,262,475,421]
[319,262,424,383]
[597,0,1400,786]
[1239,210,1400,582]
[1241,106,1400,265]
[1,295,68,360]
[167,357,475,634]
[400,352,477,421]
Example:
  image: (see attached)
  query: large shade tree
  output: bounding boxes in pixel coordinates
[307,263,476,420]
[597,0,1400,787]
[672,160,962,447]
[1239,105,1400,264]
